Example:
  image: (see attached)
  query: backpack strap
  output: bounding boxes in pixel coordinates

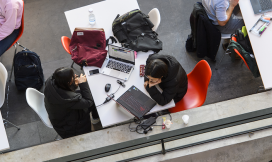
[106,36,118,46]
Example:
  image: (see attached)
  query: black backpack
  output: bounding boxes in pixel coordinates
[235,28,253,54]
[13,50,44,91]
[112,9,162,52]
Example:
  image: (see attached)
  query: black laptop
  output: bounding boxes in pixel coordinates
[250,0,272,14]
[110,85,156,119]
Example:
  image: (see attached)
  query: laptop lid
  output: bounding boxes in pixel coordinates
[116,86,157,119]
[108,45,135,65]
[250,0,272,14]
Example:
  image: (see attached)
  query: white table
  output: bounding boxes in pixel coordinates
[65,0,175,127]
[0,111,10,151]
[239,0,272,89]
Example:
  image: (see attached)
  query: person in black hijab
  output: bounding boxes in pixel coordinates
[144,54,188,106]
[44,67,99,139]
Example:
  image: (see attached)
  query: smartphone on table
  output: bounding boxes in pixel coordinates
[89,69,99,75]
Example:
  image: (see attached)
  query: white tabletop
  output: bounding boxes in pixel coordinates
[65,0,139,38]
[65,0,175,127]
[0,111,10,151]
[239,0,272,89]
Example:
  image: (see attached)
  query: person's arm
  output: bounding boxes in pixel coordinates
[145,83,178,106]
[144,54,156,82]
[217,0,239,26]
[69,82,95,112]
[0,6,18,41]
[70,74,94,112]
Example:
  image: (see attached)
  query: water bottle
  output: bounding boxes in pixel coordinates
[89,8,96,25]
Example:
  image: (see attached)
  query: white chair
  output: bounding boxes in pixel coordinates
[25,88,53,128]
[26,88,60,140]
[0,62,20,130]
[221,33,232,39]
[148,8,161,31]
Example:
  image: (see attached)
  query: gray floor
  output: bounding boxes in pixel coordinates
[0,0,263,152]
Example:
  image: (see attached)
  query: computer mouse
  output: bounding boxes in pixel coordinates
[105,83,111,92]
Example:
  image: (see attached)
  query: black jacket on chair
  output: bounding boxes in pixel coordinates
[190,2,221,60]
[44,76,94,139]
[145,54,188,106]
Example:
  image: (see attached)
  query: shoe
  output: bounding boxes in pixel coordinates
[90,112,100,124]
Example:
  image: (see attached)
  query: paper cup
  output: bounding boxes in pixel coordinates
[165,120,172,129]
[182,115,189,125]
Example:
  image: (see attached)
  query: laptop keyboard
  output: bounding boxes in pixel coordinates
[106,60,133,74]
[259,0,272,11]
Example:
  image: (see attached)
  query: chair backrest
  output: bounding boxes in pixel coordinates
[0,63,7,108]
[188,60,212,101]
[61,36,71,55]
[148,8,161,31]
[26,88,53,128]
[234,49,250,70]
[8,0,24,51]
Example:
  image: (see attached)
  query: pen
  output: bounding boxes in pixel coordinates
[259,27,267,35]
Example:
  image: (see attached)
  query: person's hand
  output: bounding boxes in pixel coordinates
[149,78,161,88]
[230,0,239,8]
[144,81,149,88]
[74,74,79,85]
[77,74,87,84]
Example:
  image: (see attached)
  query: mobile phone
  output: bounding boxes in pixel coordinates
[89,69,99,75]
[140,65,145,77]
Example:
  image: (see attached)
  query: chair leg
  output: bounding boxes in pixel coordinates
[3,118,20,130]
[241,61,244,67]
[9,43,18,82]
[215,53,226,70]
[71,61,75,68]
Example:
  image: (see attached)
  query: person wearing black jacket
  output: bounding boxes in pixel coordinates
[144,54,188,106]
[44,67,99,139]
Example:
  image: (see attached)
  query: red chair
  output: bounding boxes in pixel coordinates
[169,60,212,113]
[234,49,250,70]
[61,36,74,68]
[8,0,28,81]
[8,1,24,50]
[231,35,250,70]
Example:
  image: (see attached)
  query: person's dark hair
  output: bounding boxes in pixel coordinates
[145,59,168,78]
[53,67,77,91]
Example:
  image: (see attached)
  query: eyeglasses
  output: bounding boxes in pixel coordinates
[0,8,5,19]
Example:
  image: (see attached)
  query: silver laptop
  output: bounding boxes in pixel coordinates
[101,45,135,81]
[251,0,272,14]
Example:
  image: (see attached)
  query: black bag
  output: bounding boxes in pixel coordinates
[227,40,260,78]
[235,29,253,54]
[185,34,196,52]
[14,50,44,91]
[112,9,162,52]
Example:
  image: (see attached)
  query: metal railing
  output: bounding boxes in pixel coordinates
[47,107,272,162]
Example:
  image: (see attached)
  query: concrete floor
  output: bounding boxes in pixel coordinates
[0,0,263,152]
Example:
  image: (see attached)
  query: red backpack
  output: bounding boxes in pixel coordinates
[69,28,107,68]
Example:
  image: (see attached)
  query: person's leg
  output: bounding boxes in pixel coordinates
[0,29,20,56]
[90,104,99,119]
[216,13,245,34]
[75,90,100,123]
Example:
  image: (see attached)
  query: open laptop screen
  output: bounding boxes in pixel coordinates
[108,45,135,63]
